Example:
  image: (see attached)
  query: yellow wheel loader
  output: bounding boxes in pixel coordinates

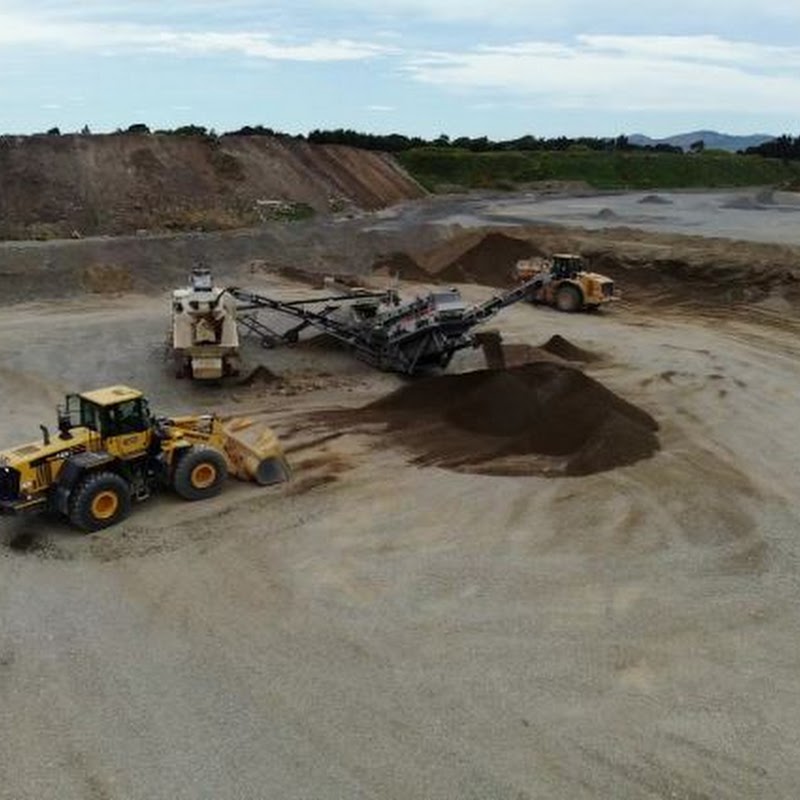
[515,253,617,312]
[0,386,289,532]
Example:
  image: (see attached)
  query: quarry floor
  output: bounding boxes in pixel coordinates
[2,265,800,798]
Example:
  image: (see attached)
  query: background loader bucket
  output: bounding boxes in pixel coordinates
[220,417,291,486]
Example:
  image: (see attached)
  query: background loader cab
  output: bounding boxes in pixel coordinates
[550,254,582,280]
[515,252,617,312]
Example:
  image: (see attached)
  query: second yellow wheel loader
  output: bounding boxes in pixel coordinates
[0,385,289,532]
[515,253,617,312]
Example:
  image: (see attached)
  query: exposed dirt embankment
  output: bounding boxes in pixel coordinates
[0,218,431,304]
[0,133,425,239]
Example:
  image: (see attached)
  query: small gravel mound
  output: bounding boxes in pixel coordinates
[541,334,600,363]
[638,194,673,205]
[437,233,540,287]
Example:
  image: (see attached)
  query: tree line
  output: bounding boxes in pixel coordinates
[32,124,682,154]
[29,123,800,160]
[308,130,687,154]
[743,135,800,160]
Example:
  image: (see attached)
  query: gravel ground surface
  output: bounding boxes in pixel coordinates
[2,191,800,798]
[367,188,800,245]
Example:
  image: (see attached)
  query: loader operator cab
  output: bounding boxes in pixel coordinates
[551,254,583,280]
[59,386,153,441]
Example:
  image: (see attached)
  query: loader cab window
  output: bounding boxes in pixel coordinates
[106,399,150,436]
[552,256,582,279]
[78,399,102,433]
[79,398,149,437]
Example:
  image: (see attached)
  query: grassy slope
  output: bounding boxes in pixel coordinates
[398,148,800,191]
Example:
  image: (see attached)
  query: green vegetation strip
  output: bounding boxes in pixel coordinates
[398,148,800,191]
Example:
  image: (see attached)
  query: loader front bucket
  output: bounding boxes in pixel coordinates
[220,417,290,486]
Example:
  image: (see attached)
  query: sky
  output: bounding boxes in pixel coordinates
[1,0,799,140]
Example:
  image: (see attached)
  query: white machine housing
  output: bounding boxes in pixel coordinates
[172,269,240,379]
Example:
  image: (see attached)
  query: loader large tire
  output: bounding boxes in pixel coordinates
[173,446,228,501]
[69,471,131,532]
[555,284,583,313]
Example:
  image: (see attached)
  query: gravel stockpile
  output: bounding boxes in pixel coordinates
[351,361,660,476]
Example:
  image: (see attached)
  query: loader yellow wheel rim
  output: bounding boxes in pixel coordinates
[91,490,119,520]
[191,463,217,489]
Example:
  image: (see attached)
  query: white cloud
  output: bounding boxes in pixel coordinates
[368,104,395,111]
[306,0,800,25]
[579,34,800,69]
[310,0,561,23]
[0,10,393,61]
[405,36,800,113]
[5,0,800,32]
[147,32,392,61]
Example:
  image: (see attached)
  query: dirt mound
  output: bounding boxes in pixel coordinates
[541,334,600,362]
[238,365,278,386]
[638,194,672,205]
[493,336,600,368]
[436,232,541,287]
[498,344,563,368]
[755,189,775,205]
[371,251,431,282]
[720,196,764,211]
[338,362,659,477]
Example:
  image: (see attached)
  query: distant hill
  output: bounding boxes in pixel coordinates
[629,130,775,153]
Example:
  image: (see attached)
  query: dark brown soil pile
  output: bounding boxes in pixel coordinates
[437,233,541,287]
[494,336,600,368]
[371,252,431,282]
[238,365,278,385]
[500,344,564,367]
[639,194,672,205]
[541,334,600,362]
[720,196,764,210]
[343,362,659,477]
